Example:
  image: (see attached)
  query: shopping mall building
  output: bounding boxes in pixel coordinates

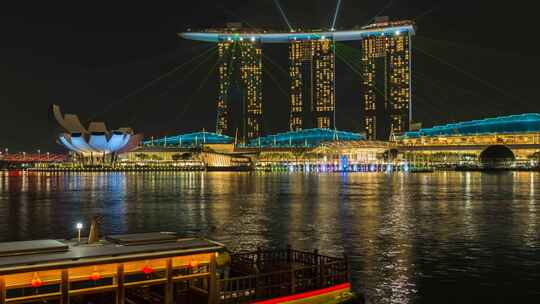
[53,108,540,171]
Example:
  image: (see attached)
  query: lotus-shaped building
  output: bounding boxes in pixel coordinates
[53,105,142,156]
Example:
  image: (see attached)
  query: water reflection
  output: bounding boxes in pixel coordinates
[0,171,539,303]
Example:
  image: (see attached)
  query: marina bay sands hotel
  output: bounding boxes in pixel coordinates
[180,18,416,142]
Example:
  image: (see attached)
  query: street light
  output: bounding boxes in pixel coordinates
[76,222,83,244]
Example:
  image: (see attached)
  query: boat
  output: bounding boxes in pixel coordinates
[0,232,354,303]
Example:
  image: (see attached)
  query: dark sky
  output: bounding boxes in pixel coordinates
[0,1,537,152]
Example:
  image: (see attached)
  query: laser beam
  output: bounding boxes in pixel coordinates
[273,0,294,32]
[331,0,342,30]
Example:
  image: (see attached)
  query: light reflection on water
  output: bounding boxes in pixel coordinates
[1,171,539,303]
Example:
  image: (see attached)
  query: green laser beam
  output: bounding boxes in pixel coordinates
[95,45,216,119]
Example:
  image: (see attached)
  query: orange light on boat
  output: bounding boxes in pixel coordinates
[142,266,154,275]
[189,260,199,268]
[31,273,43,288]
[90,271,102,281]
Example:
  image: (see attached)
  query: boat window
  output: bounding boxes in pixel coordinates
[124,258,167,284]
[172,253,212,278]
[3,270,62,301]
[68,263,117,291]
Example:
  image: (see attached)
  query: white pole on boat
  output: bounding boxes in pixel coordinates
[76,222,83,244]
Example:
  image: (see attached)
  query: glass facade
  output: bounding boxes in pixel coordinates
[217,40,263,143]
[362,32,412,141]
[289,39,335,131]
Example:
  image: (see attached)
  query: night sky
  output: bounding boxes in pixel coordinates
[0,1,537,152]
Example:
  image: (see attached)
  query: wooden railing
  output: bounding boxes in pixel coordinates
[220,247,349,303]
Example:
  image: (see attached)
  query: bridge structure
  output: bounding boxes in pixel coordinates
[0,153,68,163]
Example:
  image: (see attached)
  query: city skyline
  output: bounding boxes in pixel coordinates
[1,3,539,303]
[0,1,537,152]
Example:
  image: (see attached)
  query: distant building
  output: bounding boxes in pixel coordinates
[394,113,540,166]
[135,114,540,171]
[398,113,540,141]
[362,21,414,140]
[135,131,250,170]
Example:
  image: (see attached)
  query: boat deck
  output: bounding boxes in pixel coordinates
[0,234,351,304]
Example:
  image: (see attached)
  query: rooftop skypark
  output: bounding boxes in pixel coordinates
[180,20,416,43]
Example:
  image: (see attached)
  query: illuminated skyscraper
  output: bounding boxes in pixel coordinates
[362,31,412,140]
[289,39,335,131]
[180,20,414,141]
[217,40,263,142]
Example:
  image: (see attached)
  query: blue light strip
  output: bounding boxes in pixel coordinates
[246,128,364,147]
[143,132,234,146]
[403,113,540,138]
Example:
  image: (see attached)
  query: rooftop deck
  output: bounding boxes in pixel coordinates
[180,22,416,43]
[0,233,225,274]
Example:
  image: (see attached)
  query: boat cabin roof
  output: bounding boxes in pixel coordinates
[0,232,226,274]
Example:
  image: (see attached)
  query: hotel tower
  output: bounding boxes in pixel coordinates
[217,39,263,142]
[289,39,336,131]
[361,29,412,140]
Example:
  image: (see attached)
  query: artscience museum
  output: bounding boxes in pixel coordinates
[53,105,142,161]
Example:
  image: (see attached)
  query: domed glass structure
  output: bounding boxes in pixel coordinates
[143,131,233,147]
[246,128,364,148]
[402,114,540,138]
